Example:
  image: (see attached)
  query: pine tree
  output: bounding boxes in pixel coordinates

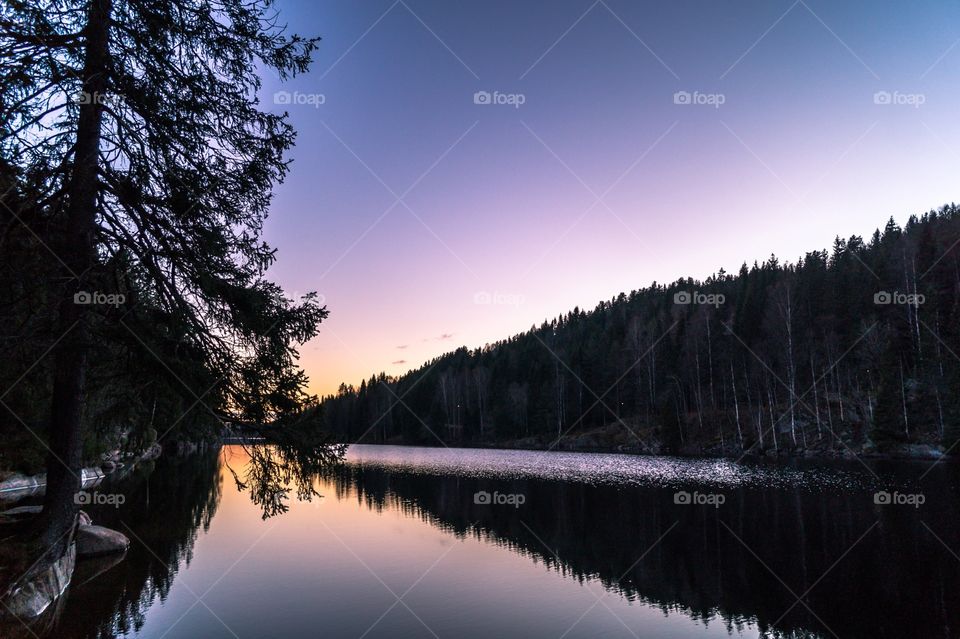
[2,0,325,547]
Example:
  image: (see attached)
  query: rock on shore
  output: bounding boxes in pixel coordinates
[76,525,130,558]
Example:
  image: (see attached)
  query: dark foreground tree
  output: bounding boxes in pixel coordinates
[1,0,325,549]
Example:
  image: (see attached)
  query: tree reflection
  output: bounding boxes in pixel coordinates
[35,450,223,639]
[29,436,343,638]
[18,446,960,639]
[225,430,346,518]
[321,460,960,639]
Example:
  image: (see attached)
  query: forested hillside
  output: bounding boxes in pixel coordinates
[314,206,960,456]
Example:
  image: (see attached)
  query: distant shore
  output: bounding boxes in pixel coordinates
[341,433,950,462]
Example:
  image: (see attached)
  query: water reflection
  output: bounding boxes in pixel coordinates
[225,437,346,518]
[326,449,960,638]
[55,452,222,638]
[30,446,960,638]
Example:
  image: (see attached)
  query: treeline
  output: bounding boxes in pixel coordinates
[313,206,960,455]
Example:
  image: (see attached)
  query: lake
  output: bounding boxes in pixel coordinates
[29,445,960,638]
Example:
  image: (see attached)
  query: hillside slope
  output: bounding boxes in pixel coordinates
[312,205,960,457]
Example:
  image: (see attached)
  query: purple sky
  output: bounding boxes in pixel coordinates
[257,0,960,396]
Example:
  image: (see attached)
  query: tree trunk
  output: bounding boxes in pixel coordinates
[899,358,909,436]
[36,0,111,551]
[810,353,822,439]
[730,362,742,449]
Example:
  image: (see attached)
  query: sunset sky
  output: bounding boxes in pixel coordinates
[257,0,960,397]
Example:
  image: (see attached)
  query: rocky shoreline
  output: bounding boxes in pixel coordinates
[0,442,162,505]
[0,441,163,630]
[370,425,950,462]
[488,438,949,461]
[524,437,947,461]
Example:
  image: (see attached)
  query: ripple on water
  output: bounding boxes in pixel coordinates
[343,445,881,491]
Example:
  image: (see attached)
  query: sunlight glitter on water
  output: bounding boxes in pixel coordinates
[343,444,878,491]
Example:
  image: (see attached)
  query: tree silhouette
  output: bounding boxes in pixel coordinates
[1,0,325,548]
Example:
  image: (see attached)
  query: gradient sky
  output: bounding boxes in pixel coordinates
[256,0,960,397]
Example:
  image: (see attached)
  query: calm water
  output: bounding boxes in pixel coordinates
[28,445,960,638]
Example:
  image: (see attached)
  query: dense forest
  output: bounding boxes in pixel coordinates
[314,206,960,456]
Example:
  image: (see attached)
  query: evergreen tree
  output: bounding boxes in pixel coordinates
[1,0,325,547]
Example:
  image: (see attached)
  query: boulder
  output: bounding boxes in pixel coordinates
[0,474,43,503]
[1,541,76,620]
[1,505,43,517]
[80,467,105,488]
[76,525,129,558]
[140,442,162,461]
[893,443,944,459]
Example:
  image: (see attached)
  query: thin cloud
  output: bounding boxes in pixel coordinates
[438,333,454,340]
[396,345,408,349]
[392,359,407,365]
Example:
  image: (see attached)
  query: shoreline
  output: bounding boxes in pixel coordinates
[336,439,952,463]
